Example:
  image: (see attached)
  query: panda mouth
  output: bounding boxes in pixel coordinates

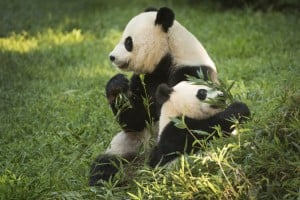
[117,61,129,70]
[210,105,223,109]
[207,97,227,109]
[210,101,227,109]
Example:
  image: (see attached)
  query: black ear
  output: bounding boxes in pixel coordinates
[155,84,173,105]
[155,7,175,32]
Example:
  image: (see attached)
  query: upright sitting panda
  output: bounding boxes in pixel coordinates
[149,82,251,167]
[89,7,218,186]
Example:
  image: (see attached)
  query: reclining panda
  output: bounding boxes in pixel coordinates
[90,7,238,186]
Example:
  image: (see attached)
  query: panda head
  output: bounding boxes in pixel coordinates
[109,7,217,79]
[109,7,174,74]
[157,81,225,130]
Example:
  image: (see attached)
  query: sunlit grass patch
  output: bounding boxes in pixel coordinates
[0,29,86,53]
[0,32,38,53]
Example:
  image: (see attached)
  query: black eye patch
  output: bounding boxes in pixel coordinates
[196,89,207,100]
[124,36,133,52]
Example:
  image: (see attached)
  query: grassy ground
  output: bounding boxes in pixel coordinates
[0,0,299,199]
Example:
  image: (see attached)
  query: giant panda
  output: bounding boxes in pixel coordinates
[89,7,218,186]
[149,82,251,167]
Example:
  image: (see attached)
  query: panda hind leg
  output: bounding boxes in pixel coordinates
[89,153,135,186]
[89,130,150,186]
[149,126,189,167]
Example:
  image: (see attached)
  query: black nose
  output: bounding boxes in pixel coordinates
[109,55,115,62]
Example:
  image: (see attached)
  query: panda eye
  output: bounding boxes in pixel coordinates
[196,89,207,100]
[124,36,133,52]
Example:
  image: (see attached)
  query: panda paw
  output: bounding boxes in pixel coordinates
[106,74,130,104]
[149,146,160,168]
[225,102,251,121]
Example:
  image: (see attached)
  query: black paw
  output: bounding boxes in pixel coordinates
[148,146,160,168]
[225,102,251,121]
[89,154,121,186]
[106,74,129,104]
[149,146,179,168]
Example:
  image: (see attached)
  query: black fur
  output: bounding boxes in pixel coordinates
[155,84,174,105]
[107,74,149,132]
[149,102,250,167]
[155,7,175,32]
[106,74,129,105]
[124,36,133,52]
[196,89,207,100]
[89,155,120,186]
[89,154,135,186]
[169,66,211,86]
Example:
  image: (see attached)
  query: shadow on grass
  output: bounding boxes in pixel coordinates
[0,0,108,36]
[0,0,167,37]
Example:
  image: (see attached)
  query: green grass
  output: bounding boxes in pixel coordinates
[0,0,299,199]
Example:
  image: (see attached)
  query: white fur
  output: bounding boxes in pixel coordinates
[110,12,169,73]
[105,130,149,156]
[109,11,217,80]
[159,81,223,137]
[168,20,216,71]
[105,128,156,156]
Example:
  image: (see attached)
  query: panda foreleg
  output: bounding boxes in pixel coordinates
[106,73,150,132]
[210,102,251,133]
[106,73,130,113]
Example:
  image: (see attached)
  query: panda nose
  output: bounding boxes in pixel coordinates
[218,93,224,98]
[109,55,115,62]
[217,93,226,103]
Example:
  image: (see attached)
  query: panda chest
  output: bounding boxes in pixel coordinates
[140,76,169,120]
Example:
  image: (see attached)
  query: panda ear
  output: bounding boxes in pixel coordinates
[156,84,173,105]
[155,7,175,32]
